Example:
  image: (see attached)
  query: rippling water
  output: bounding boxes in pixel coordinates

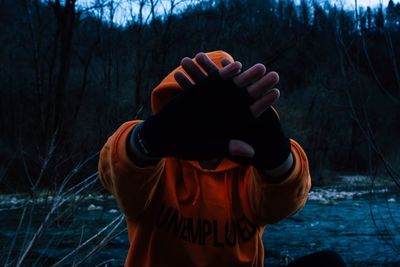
[0,175,399,266]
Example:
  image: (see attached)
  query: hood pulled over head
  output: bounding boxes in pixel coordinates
[151,50,234,114]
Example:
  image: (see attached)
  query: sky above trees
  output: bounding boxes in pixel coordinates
[293,0,398,8]
[332,0,397,8]
[76,0,400,26]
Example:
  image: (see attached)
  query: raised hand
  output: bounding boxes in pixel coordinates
[174,52,290,169]
[175,53,280,119]
[138,53,278,161]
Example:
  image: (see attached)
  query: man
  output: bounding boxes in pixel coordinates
[98,51,343,266]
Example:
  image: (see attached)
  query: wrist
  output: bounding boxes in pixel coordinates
[259,152,294,183]
[127,122,161,166]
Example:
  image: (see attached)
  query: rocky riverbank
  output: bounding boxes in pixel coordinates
[0,176,399,266]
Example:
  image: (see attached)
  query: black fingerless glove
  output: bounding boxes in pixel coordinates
[139,71,255,160]
[230,107,291,170]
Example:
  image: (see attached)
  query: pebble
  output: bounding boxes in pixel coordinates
[10,197,18,205]
[108,209,119,213]
[87,204,103,211]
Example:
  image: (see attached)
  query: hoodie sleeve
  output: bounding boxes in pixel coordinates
[98,120,165,220]
[248,139,311,225]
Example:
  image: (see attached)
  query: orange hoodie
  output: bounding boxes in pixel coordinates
[98,51,312,267]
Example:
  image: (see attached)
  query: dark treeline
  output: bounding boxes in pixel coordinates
[1,0,399,192]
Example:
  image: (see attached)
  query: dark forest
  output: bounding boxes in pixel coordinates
[1,1,400,266]
[0,0,399,190]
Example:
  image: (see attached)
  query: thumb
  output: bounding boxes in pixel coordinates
[228,139,255,158]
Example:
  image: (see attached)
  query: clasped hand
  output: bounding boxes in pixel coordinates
[140,52,290,170]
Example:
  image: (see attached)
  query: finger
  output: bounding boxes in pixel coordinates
[219,61,242,80]
[195,52,219,74]
[181,57,206,83]
[233,63,266,88]
[250,89,280,118]
[174,71,194,89]
[221,57,232,67]
[228,139,255,158]
[247,71,279,99]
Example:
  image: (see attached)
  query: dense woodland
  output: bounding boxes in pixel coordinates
[1,0,400,192]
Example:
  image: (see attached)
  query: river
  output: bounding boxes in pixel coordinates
[0,175,399,266]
